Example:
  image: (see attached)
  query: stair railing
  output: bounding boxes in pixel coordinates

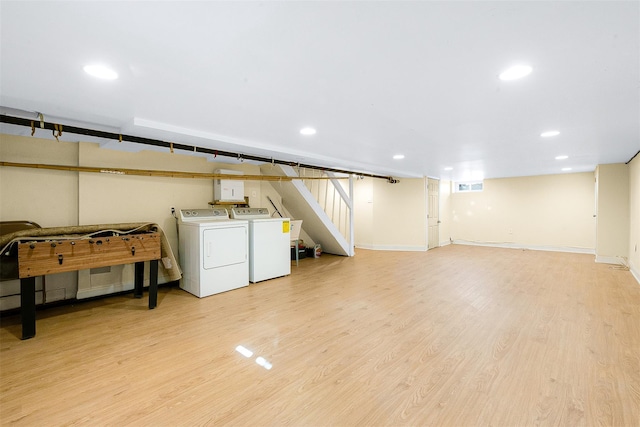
[297,168,354,255]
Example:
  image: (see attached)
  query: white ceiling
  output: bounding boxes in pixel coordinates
[1,1,638,180]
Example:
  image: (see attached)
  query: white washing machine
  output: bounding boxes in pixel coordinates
[230,208,291,283]
[178,208,249,297]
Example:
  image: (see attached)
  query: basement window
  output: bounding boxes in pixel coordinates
[456,181,483,192]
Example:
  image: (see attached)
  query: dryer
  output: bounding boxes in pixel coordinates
[230,207,290,283]
[178,208,248,297]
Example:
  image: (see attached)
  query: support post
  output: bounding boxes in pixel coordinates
[134,261,144,298]
[20,277,36,339]
[148,260,158,309]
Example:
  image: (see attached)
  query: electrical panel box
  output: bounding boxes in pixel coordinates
[214,169,245,202]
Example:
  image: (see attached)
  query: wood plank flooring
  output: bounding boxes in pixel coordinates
[1,245,639,426]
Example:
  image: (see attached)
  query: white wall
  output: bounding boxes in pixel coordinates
[629,155,640,282]
[595,163,630,264]
[449,173,596,252]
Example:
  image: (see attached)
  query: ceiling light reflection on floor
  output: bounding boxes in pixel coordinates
[235,345,253,358]
[255,356,273,370]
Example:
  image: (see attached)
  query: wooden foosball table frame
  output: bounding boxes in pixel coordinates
[16,231,162,339]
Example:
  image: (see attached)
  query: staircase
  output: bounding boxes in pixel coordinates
[260,164,354,256]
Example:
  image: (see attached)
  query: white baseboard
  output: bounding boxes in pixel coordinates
[595,255,627,266]
[631,265,640,285]
[439,240,452,247]
[453,240,595,255]
[355,244,428,252]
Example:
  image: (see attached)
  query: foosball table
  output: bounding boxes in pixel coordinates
[1,223,169,339]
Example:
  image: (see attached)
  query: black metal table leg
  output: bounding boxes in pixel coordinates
[20,277,36,340]
[148,259,158,309]
[134,261,144,298]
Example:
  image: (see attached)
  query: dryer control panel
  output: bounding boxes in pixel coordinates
[180,208,229,222]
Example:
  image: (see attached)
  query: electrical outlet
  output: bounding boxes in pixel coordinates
[171,207,175,215]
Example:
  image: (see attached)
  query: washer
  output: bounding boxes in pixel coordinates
[230,208,291,283]
[178,208,248,297]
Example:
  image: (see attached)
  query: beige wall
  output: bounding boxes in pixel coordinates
[449,173,596,251]
[3,133,635,278]
[353,177,374,248]
[355,173,598,253]
[2,134,333,307]
[1,134,264,251]
[0,134,270,304]
[595,163,630,263]
[78,142,218,230]
[629,155,640,280]
[354,177,427,250]
[1,134,79,227]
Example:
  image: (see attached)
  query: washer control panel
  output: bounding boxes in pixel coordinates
[180,208,229,222]
[230,207,270,219]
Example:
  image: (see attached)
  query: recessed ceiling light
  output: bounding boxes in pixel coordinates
[393,154,405,160]
[83,64,118,80]
[555,155,569,160]
[499,64,533,81]
[444,167,453,171]
[300,127,316,136]
[562,167,572,171]
[541,130,560,137]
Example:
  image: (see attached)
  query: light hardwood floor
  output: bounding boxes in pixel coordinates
[1,245,639,426]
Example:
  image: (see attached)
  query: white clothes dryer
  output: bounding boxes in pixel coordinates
[178,208,248,297]
[230,208,290,283]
